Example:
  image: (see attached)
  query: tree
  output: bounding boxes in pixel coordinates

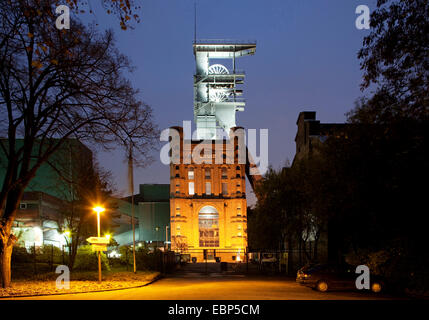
[249,159,327,267]
[51,149,116,270]
[349,0,429,123]
[346,0,428,257]
[0,0,157,287]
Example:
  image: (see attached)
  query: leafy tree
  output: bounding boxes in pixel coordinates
[250,0,428,284]
[249,159,328,267]
[345,0,428,263]
[0,0,157,287]
[349,0,428,123]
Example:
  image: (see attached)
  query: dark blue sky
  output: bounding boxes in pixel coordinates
[87,0,376,203]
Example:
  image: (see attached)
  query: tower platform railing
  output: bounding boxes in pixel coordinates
[193,39,257,45]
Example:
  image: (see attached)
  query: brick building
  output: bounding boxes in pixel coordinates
[169,127,250,262]
[290,111,352,267]
[294,111,347,163]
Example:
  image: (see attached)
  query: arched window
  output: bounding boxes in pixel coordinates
[199,206,219,247]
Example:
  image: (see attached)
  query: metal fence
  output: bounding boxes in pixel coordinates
[173,249,305,276]
[12,244,68,277]
[11,244,178,276]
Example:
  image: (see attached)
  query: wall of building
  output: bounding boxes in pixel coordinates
[169,127,248,262]
[13,192,68,249]
[0,139,93,201]
[139,202,170,242]
[113,184,170,247]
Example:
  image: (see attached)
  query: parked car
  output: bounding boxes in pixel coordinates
[296,263,384,293]
[260,253,277,263]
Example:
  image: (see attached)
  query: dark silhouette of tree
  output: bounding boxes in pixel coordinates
[349,0,428,123]
[249,160,327,269]
[249,1,428,289]
[0,1,157,287]
[345,1,428,278]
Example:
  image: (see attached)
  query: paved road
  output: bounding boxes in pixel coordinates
[10,269,396,300]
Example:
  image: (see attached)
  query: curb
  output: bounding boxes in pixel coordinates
[0,274,163,299]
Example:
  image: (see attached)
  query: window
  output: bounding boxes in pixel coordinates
[188,182,195,195]
[205,182,211,195]
[222,183,228,195]
[188,168,194,180]
[205,168,211,179]
[221,168,228,179]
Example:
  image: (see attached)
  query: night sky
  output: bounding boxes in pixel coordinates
[85,0,376,205]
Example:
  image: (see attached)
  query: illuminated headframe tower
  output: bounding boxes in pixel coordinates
[169,40,257,263]
[193,41,257,139]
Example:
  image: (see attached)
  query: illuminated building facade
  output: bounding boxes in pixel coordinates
[169,40,257,262]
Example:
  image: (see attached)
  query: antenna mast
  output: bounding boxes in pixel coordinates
[194,2,197,43]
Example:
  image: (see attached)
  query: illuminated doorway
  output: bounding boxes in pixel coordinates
[199,206,219,248]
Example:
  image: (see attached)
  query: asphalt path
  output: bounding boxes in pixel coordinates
[9,272,397,300]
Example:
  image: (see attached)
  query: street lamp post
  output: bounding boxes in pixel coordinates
[63,230,71,266]
[105,233,111,263]
[93,206,105,283]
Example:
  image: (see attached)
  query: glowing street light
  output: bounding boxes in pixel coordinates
[105,234,111,240]
[92,206,105,237]
[92,205,105,283]
[93,206,105,214]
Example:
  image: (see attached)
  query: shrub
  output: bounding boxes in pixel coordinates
[118,245,162,271]
[74,245,110,271]
[37,245,64,264]
[119,245,133,266]
[11,246,31,263]
[136,247,162,271]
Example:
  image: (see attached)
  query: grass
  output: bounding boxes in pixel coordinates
[2,266,160,298]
